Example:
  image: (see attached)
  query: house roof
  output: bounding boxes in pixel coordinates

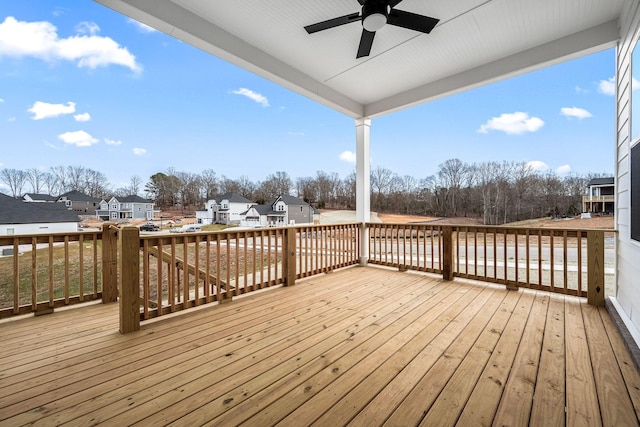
[0,193,79,225]
[245,204,285,217]
[588,177,615,186]
[23,193,57,202]
[115,195,153,203]
[215,192,254,204]
[94,0,628,119]
[272,195,310,207]
[58,190,101,203]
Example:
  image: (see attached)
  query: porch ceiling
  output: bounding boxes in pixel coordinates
[94,0,628,119]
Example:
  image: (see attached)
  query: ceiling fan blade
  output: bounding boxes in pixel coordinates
[356,29,376,58]
[387,9,439,33]
[389,0,404,8]
[304,12,361,34]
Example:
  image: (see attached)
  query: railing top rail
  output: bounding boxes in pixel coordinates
[137,222,361,244]
[365,222,616,234]
[0,230,102,245]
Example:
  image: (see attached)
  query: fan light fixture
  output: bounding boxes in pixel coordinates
[362,3,388,32]
[363,13,386,31]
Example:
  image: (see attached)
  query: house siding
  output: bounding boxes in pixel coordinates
[614,0,640,342]
[0,222,78,235]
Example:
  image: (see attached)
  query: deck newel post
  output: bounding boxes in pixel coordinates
[101,222,118,303]
[119,226,140,333]
[587,230,605,306]
[284,227,296,286]
[442,226,454,281]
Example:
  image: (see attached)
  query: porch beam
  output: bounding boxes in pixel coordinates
[355,118,371,265]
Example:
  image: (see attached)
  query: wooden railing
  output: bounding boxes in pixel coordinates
[116,223,361,332]
[0,221,610,332]
[0,224,118,318]
[367,223,445,275]
[367,223,610,304]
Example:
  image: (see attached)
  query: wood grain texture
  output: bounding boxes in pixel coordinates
[0,267,638,427]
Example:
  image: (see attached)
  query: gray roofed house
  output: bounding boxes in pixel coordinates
[240,195,318,227]
[196,192,255,225]
[96,195,155,221]
[1,193,79,235]
[57,190,102,215]
[583,177,615,214]
[23,193,57,203]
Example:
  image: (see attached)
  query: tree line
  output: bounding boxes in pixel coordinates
[0,159,610,225]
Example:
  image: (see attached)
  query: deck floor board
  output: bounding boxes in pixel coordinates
[0,266,638,427]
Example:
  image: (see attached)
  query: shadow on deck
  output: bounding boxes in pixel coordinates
[1,266,639,426]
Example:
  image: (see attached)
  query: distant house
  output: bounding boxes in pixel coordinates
[57,190,101,215]
[96,195,155,221]
[22,193,57,203]
[582,177,615,214]
[241,195,319,227]
[0,193,79,235]
[196,193,255,225]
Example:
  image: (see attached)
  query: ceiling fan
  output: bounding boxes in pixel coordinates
[304,0,440,59]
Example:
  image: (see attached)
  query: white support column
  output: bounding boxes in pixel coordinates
[355,118,371,266]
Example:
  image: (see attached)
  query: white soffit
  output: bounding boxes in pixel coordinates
[95,0,627,119]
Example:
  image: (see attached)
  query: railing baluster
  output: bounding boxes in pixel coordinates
[577,231,583,294]
[143,239,150,319]
[157,239,163,315]
[79,234,84,302]
[550,232,555,292]
[563,230,568,293]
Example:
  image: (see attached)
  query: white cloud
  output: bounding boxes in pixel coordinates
[104,138,122,146]
[74,112,91,122]
[231,88,269,107]
[526,160,549,172]
[0,16,142,73]
[133,147,147,156]
[478,112,544,135]
[339,150,357,164]
[598,77,615,95]
[75,21,100,35]
[288,131,304,136]
[57,130,98,147]
[560,107,592,119]
[8,117,15,122]
[127,18,157,33]
[556,164,571,174]
[0,98,4,102]
[575,85,589,94]
[28,101,75,120]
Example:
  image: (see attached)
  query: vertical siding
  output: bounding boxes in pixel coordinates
[615,0,640,333]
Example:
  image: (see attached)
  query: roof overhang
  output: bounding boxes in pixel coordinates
[94,0,628,119]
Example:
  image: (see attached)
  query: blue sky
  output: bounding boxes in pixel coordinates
[0,1,617,192]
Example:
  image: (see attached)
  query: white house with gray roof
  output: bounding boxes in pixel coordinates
[241,195,319,227]
[196,192,255,225]
[96,195,155,221]
[0,193,79,235]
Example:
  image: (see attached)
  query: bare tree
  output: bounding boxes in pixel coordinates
[200,169,219,200]
[0,169,27,197]
[129,175,143,196]
[25,168,45,194]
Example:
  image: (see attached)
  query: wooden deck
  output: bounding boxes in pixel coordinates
[1,266,639,426]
